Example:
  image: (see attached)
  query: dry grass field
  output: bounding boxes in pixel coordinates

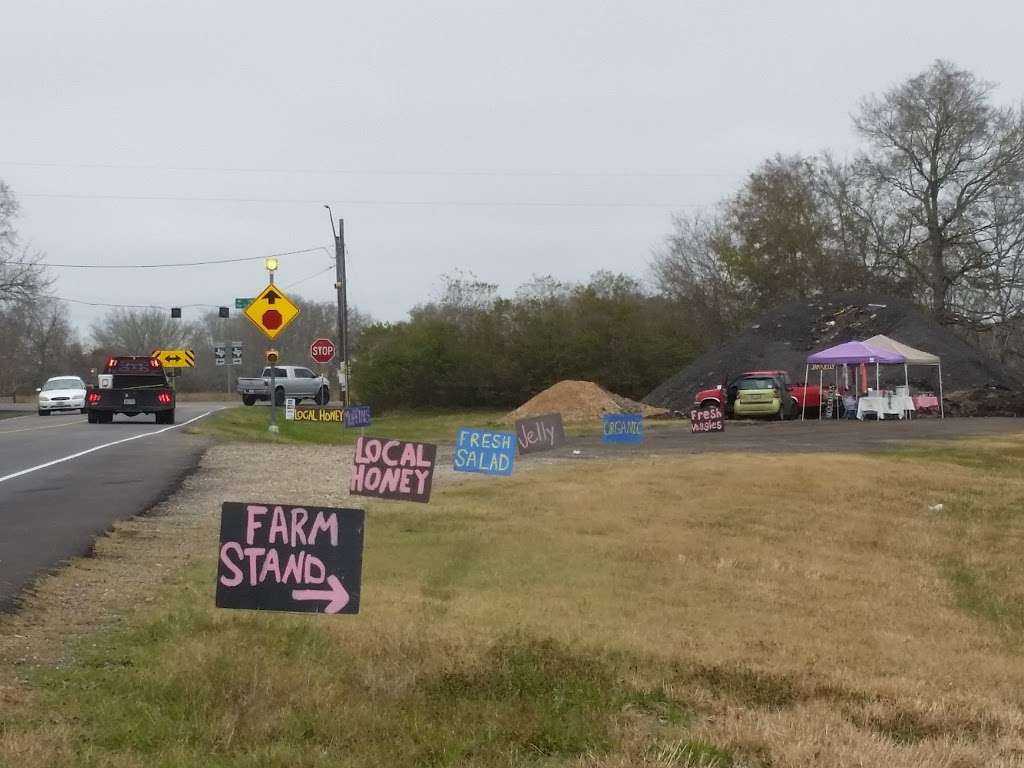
[3,435,1024,766]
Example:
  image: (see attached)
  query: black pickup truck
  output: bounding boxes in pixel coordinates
[85,356,176,424]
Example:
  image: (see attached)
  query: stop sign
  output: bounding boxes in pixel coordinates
[310,338,336,364]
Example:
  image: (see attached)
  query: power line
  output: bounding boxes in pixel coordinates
[0,159,744,180]
[19,192,712,209]
[44,246,331,269]
[284,265,336,290]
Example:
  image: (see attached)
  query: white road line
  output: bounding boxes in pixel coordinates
[0,409,220,485]
[0,417,87,435]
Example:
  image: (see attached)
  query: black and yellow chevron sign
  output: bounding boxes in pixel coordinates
[151,349,196,368]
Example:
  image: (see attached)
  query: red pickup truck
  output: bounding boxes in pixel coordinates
[693,370,826,419]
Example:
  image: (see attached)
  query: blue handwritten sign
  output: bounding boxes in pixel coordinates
[344,405,371,428]
[602,413,644,444]
[454,428,516,476]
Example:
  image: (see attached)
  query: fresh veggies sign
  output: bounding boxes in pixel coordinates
[216,503,364,614]
[689,406,724,434]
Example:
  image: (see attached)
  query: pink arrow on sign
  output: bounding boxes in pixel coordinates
[291,575,350,613]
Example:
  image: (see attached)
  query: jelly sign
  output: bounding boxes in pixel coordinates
[514,413,565,455]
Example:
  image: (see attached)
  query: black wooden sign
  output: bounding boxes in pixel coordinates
[350,436,437,503]
[216,502,364,614]
[514,413,566,454]
[689,405,725,433]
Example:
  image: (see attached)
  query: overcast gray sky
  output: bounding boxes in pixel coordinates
[3,0,1023,339]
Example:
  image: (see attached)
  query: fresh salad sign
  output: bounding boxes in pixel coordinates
[216,503,364,615]
[454,428,516,476]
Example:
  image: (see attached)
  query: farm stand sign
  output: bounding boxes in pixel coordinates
[216,503,364,615]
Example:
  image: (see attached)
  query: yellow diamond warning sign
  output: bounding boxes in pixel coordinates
[243,283,300,340]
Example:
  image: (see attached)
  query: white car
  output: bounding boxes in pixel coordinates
[37,376,87,415]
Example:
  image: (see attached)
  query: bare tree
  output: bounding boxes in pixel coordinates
[90,308,203,356]
[0,180,51,306]
[853,60,1024,322]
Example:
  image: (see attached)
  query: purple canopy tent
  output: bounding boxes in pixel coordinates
[802,341,906,421]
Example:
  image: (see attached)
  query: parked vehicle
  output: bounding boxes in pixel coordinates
[693,370,826,419]
[237,366,331,407]
[85,356,176,424]
[37,375,87,415]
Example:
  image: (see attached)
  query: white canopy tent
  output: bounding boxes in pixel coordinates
[863,334,944,418]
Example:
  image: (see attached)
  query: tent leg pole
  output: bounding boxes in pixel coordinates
[802,364,808,421]
[939,363,944,419]
[905,363,910,420]
[819,371,823,421]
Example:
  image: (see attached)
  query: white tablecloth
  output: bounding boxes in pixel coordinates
[857,394,916,420]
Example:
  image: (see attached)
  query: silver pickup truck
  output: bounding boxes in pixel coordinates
[237,365,331,406]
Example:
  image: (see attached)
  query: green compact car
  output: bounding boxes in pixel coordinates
[732,375,793,419]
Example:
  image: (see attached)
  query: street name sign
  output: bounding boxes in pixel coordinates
[243,283,300,340]
[216,502,364,614]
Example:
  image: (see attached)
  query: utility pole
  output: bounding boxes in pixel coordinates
[325,206,350,406]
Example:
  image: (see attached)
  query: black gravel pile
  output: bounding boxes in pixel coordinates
[644,292,1021,410]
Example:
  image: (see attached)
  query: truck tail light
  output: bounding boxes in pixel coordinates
[157,391,173,405]
[87,391,101,404]
[106,357,118,369]
[150,358,160,368]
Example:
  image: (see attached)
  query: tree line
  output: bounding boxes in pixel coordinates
[4,60,1024,405]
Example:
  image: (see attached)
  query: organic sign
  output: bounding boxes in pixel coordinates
[689,406,725,434]
[350,436,436,503]
[601,413,643,444]
[514,413,566,455]
[216,502,364,615]
[344,405,372,428]
[454,428,516,476]
[294,407,344,423]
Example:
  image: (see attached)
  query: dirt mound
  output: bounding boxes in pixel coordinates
[644,292,1021,411]
[508,380,670,422]
[944,389,1024,417]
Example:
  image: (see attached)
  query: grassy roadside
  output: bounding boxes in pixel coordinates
[5,437,1024,765]
[189,406,671,445]
[190,406,512,445]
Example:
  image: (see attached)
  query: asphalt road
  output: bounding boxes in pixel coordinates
[0,403,224,609]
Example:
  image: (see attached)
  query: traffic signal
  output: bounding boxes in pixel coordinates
[218,306,229,318]
[266,349,279,364]
[171,307,181,318]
